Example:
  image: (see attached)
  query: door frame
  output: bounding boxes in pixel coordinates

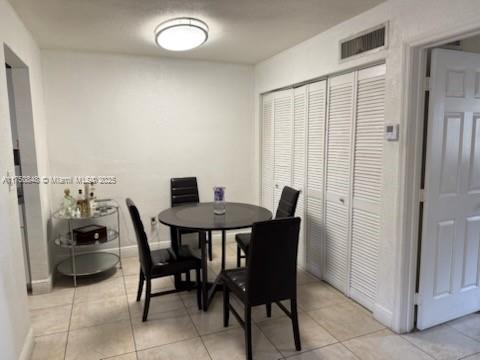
[399,23,480,332]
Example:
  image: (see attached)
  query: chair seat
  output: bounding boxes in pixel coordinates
[222,268,247,295]
[235,233,251,252]
[151,245,200,277]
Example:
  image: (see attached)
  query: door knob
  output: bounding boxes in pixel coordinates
[339,198,345,204]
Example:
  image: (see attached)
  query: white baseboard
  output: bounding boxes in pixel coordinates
[350,288,377,311]
[56,231,240,264]
[31,275,52,295]
[118,241,170,258]
[18,327,34,360]
[374,302,394,329]
[120,232,239,258]
[303,262,394,331]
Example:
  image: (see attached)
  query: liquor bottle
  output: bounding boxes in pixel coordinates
[63,188,76,217]
[89,191,97,214]
[77,189,89,217]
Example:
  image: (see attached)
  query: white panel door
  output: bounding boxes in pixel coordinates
[273,89,293,211]
[324,72,355,292]
[261,94,274,212]
[418,49,480,329]
[306,80,327,275]
[293,85,307,267]
[349,64,386,310]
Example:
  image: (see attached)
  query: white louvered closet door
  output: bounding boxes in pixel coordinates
[349,64,386,310]
[306,80,327,275]
[273,89,293,212]
[324,72,355,293]
[293,85,307,267]
[261,94,274,212]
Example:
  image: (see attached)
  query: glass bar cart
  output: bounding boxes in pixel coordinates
[53,203,122,287]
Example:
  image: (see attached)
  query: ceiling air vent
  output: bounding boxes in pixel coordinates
[340,24,387,61]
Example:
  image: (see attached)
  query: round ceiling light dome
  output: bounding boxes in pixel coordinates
[155,17,209,51]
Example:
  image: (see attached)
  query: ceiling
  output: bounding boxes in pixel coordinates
[8,0,384,64]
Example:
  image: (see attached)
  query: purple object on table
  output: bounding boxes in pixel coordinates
[213,186,226,214]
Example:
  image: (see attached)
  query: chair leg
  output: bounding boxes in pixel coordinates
[245,305,253,360]
[142,278,151,322]
[186,270,191,289]
[291,298,301,351]
[236,245,241,268]
[196,267,202,310]
[208,231,213,261]
[266,303,272,317]
[136,268,144,302]
[223,285,230,327]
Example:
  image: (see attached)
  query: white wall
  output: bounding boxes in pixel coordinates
[0,0,51,358]
[254,0,480,332]
[42,50,255,259]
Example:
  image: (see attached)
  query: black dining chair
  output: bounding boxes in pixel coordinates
[222,217,302,360]
[126,198,202,321]
[170,177,212,261]
[236,186,300,267]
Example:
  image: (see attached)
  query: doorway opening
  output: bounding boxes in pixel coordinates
[4,45,43,290]
[410,33,480,331]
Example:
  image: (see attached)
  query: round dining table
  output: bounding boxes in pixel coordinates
[158,202,272,311]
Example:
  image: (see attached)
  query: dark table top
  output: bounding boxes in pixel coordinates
[158,202,272,231]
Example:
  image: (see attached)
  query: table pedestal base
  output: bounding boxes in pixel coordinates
[172,228,228,311]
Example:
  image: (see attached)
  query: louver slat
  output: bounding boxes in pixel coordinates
[261,95,274,211]
[294,86,307,267]
[325,200,349,291]
[274,91,293,208]
[326,77,353,197]
[307,82,326,194]
[349,65,386,310]
[306,80,327,272]
[353,75,385,203]
[324,73,354,293]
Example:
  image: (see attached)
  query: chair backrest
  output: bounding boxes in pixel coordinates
[275,186,300,219]
[126,198,152,274]
[170,177,200,207]
[246,217,301,305]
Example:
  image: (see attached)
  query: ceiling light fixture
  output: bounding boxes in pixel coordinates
[154,17,209,51]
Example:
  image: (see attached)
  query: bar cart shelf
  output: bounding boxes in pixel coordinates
[53,203,122,286]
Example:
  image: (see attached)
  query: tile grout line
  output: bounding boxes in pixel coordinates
[444,320,480,344]
[331,343,362,360]
[339,329,393,360]
[398,335,439,360]
[254,301,343,358]
[120,268,140,360]
[302,305,389,345]
[63,284,76,360]
[400,326,480,360]
[366,327,437,360]
[67,313,133,333]
[459,350,480,360]
[242,302,286,359]
[133,334,201,354]
[126,269,200,354]
[178,286,214,360]
[50,254,478,360]
[101,352,137,360]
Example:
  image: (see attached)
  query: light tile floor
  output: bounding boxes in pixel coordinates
[29,242,480,360]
